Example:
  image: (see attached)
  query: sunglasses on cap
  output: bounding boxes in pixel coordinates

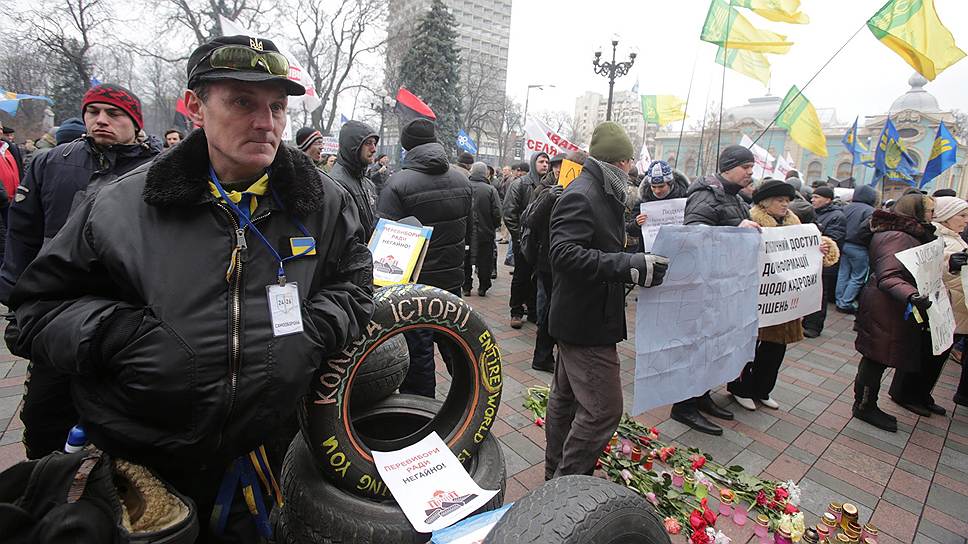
[189,45,290,82]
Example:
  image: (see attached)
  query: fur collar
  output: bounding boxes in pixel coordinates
[143,129,324,217]
[750,204,801,228]
[871,209,935,242]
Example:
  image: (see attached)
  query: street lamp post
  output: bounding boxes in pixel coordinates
[371,95,394,157]
[593,40,636,121]
[522,84,554,131]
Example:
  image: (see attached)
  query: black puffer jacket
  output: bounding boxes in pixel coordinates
[815,203,847,246]
[526,173,561,273]
[8,129,374,471]
[844,185,877,245]
[502,152,548,241]
[0,137,159,303]
[331,120,379,239]
[377,142,473,292]
[683,174,751,227]
[549,159,636,345]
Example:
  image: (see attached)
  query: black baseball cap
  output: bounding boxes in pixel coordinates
[186,35,305,96]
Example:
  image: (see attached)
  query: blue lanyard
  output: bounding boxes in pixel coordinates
[209,167,317,284]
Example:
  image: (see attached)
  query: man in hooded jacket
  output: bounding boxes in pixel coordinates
[378,118,473,398]
[331,120,379,239]
[2,84,160,460]
[464,161,502,296]
[836,184,877,313]
[503,151,548,328]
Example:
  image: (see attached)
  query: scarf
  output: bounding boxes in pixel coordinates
[590,157,630,207]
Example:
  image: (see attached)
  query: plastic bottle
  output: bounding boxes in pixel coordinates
[64,424,87,453]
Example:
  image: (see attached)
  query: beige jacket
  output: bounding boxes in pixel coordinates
[932,222,968,335]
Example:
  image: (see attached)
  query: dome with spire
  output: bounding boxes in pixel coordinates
[890,73,940,113]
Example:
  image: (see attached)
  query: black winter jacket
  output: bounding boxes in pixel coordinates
[502,152,548,241]
[844,185,877,245]
[8,129,374,471]
[549,159,636,345]
[526,174,561,273]
[469,172,502,245]
[683,174,751,227]
[0,137,159,303]
[331,121,379,239]
[377,142,473,292]
[815,203,847,246]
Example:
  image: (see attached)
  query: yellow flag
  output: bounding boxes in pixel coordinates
[641,95,687,126]
[700,0,793,54]
[775,86,827,157]
[716,47,772,86]
[559,160,583,188]
[731,0,809,24]
[867,0,965,81]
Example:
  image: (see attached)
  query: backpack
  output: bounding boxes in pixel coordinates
[518,195,542,267]
[0,448,198,544]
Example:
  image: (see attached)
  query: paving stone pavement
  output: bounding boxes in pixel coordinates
[1,259,967,543]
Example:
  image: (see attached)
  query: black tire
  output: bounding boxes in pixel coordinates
[350,333,410,408]
[484,475,670,544]
[302,284,503,500]
[280,421,506,543]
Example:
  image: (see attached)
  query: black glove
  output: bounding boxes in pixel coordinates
[94,307,146,366]
[629,253,670,288]
[950,251,968,274]
[909,293,932,312]
[549,184,564,197]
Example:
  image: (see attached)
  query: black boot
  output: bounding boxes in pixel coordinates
[852,360,897,432]
[671,402,723,436]
[698,392,734,420]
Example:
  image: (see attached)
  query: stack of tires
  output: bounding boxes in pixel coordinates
[277,284,507,543]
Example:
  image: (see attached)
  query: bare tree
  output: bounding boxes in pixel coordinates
[140,57,185,135]
[495,96,522,167]
[534,110,574,138]
[162,0,271,47]
[951,110,968,142]
[459,60,504,145]
[0,37,51,96]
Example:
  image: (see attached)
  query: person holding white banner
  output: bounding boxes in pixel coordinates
[626,160,689,253]
[853,194,938,432]
[727,180,832,410]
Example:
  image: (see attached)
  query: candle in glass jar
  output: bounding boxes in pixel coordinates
[774,527,794,544]
[683,475,695,494]
[719,489,735,516]
[630,446,642,463]
[827,503,843,523]
[860,523,878,542]
[822,512,839,530]
[841,503,859,532]
[643,455,654,471]
[816,523,830,543]
[733,500,748,526]
[672,467,685,488]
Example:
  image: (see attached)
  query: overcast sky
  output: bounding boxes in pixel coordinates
[504,0,968,124]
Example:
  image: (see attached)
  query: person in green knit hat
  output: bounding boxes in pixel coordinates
[543,121,670,478]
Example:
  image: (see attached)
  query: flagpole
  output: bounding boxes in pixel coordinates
[716,12,732,161]
[752,21,867,146]
[675,52,700,171]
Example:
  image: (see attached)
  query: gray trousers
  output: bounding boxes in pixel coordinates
[544,341,623,479]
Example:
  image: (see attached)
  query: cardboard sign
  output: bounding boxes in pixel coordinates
[559,159,582,188]
[368,218,433,286]
[373,433,499,533]
[756,224,824,327]
[897,238,955,355]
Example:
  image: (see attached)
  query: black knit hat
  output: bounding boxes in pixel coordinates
[753,178,797,204]
[813,186,835,200]
[401,118,437,150]
[719,145,755,173]
[295,127,322,151]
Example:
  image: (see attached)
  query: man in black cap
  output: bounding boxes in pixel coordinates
[802,185,845,337]
[669,144,760,436]
[295,126,324,165]
[378,118,472,398]
[332,120,379,239]
[8,35,373,542]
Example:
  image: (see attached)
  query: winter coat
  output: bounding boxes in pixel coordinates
[854,210,936,370]
[469,171,502,248]
[683,174,751,227]
[503,153,547,241]
[749,205,805,345]
[378,142,473,292]
[933,222,968,335]
[625,170,689,253]
[525,173,561,273]
[843,185,877,246]
[331,121,379,239]
[7,128,374,470]
[814,203,847,246]
[549,159,636,346]
[0,137,159,303]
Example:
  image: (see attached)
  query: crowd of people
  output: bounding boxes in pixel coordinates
[0,34,967,541]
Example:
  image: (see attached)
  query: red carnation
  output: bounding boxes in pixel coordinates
[690,453,707,471]
[784,502,799,514]
[690,528,711,544]
[701,498,717,526]
[775,486,789,501]
[689,510,706,532]
[756,491,767,506]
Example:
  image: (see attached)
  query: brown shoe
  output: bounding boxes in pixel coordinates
[510,316,523,329]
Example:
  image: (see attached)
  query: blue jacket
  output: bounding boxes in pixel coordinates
[843,185,877,245]
[0,137,159,303]
[815,203,847,246]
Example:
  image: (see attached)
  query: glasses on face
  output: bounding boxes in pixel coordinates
[190,46,290,81]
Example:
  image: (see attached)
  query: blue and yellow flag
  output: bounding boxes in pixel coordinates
[841,117,868,165]
[921,122,957,187]
[872,118,918,186]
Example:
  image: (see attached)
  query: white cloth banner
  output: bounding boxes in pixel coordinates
[373,433,498,533]
[219,16,322,113]
[896,239,955,355]
[633,226,760,415]
[639,198,687,252]
[774,153,795,178]
[523,116,583,160]
[757,224,824,327]
[741,134,775,180]
[635,141,652,176]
